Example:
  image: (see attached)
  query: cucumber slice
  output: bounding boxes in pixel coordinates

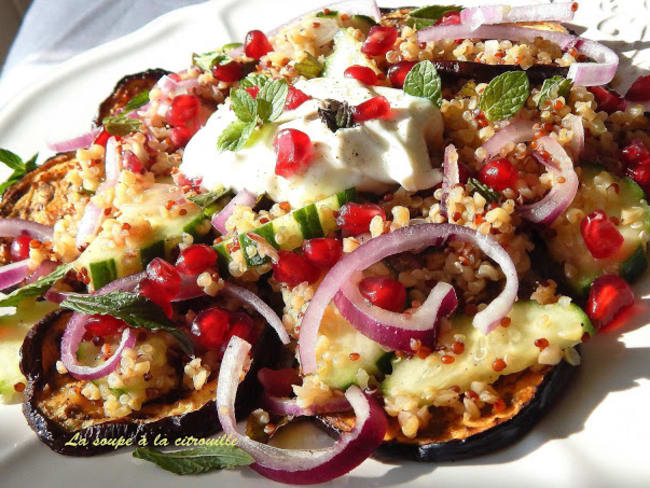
[348,15,377,34]
[547,166,650,294]
[323,28,381,78]
[381,301,592,404]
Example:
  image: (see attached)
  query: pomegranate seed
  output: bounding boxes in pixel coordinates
[625,75,650,102]
[245,86,260,99]
[272,250,319,287]
[170,126,195,148]
[580,210,623,259]
[621,140,650,165]
[225,311,256,344]
[10,234,32,261]
[83,315,127,340]
[168,94,201,128]
[361,26,398,56]
[588,86,627,114]
[94,129,111,147]
[138,278,174,318]
[359,277,407,312]
[123,150,144,173]
[492,358,507,372]
[273,128,314,178]
[302,238,342,269]
[387,61,417,88]
[586,275,635,329]
[175,244,218,275]
[257,367,300,397]
[352,96,392,122]
[212,61,244,82]
[245,30,273,59]
[435,11,461,26]
[627,164,650,195]
[336,202,386,235]
[478,158,518,191]
[285,86,311,110]
[191,307,231,350]
[145,258,181,300]
[344,65,378,85]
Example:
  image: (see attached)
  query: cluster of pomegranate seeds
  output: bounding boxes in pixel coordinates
[83,315,128,340]
[352,96,392,122]
[478,158,518,191]
[10,234,32,262]
[586,274,635,329]
[244,30,273,59]
[625,74,650,103]
[257,367,301,397]
[225,311,257,344]
[285,86,312,110]
[138,258,183,318]
[176,244,218,275]
[361,25,398,56]
[621,140,650,195]
[387,61,416,88]
[302,237,342,269]
[580,210,623,259]
[191,307,231,349]
[212,61,244,82]
[359,277,407,312]
[273,128,314,178]
[167,94,203,148]
[344,65,378,85]
[336,202,386,235]
[435,11,462,26]
[272,250,319,287]
[588,86,627,114]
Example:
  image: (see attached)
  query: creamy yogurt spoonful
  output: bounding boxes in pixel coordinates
[180,77,444,207]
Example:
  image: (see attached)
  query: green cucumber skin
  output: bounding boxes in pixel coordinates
[621,245,648,283]
[89,259,117,290]
[293,204,324,240]
[140,240,165,269]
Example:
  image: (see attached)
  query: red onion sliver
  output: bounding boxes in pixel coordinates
[25,259,59,285]
[299,223,518,373]
[262,393,351,417]
[334,276,457,351]
[0,219,53,241]
[480,119,536,160]
[417,24,618,86]
[519,136,579,224]
[48,128,101,153]
[0,260,29,291]
[217,336,387,485]
[441,144,460,217]
[564,113,584,160]
[222,282,290,345]
[211,189,257,234]
[460,2,577,30]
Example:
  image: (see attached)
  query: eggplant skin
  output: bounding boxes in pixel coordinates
[20,309,277,456]
[95,68,170,124]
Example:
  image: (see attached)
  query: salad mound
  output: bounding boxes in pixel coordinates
[0,0,649,484]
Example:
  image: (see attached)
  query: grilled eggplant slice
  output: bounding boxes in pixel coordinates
[21,309,278,456]
[319,360,577,462]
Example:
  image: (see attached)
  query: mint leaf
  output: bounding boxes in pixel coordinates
[295,52,323,79]
[257,79,288,122]
[467,177,500,203]
[102,115,142,136]
[407,5,462,29]
[0,149,26,171]
[537,76,573,109]
[133,445,254,475]
[403,60,442,107]
[188,188,230,208]
[318,99,357,132]
[122,91,150,113]
[0,263,72,307]
[239,73,270,89]
[217,119,258,152]
[192,50,230,72]
[0,149,38,195]
[222,42,243,51]
[60,291,194,355]
[479,71,530,121]
[230,89,258,122]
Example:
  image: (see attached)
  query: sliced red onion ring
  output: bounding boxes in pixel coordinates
[441,144,460,217]
[519,136,579,224]
[0,260,29,291]
[418,24,618,86]
[48,128,101,152]
[564,113,584,160]
[299,223,518,373]
[262,393,351,417]
[156,74,199,99]
[217,336,387,485]
[460,2,577,31]
[480,119,536,159]
[211,189,257,234]
[223,282,290,345]
[0,219,53,241]
[334,276,457,351]
[25,259,59,285]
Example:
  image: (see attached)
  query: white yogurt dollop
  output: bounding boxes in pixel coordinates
[181,77,444,207]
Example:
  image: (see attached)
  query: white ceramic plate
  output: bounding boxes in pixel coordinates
[0,1,649,486]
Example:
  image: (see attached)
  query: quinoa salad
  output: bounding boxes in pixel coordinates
[0,0,649,483]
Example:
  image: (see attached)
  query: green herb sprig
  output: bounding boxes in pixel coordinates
[478,71,530,121]
[0,149,37,196]
[133,445,253,475]
[402,60,443,107]
[406,5,463,30]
